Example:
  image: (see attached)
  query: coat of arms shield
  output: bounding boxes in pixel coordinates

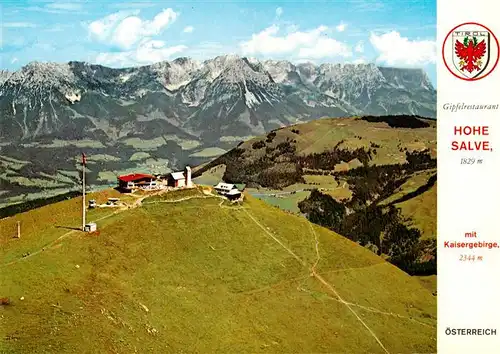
[452,30,490,79]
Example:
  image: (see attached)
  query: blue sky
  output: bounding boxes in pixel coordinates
[0,0,437,86]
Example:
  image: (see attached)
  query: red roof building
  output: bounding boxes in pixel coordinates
[117,174,156,191]
[118,173,154,182]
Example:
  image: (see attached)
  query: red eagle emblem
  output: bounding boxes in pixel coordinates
[454,36,487,73]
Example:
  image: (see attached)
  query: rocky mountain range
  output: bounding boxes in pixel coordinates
[0,55,436,142]
[0,55,436,206]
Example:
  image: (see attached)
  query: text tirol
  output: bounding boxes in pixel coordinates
[451,126,491,151]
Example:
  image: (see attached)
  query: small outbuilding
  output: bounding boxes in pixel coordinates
[84,223,97,232]
[163,166,193,188]
[168,172,187,188]
[214,181,244,200]
[107,198,120,206]
[214,182,237,195]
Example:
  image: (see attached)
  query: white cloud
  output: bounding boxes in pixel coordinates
[111,17,144,49]
[87,10,139,42]
[88,8,178,49]
[240,25,351,59]
[370,31,436,66]
[336,22,347,32]
[95,38,187,67]
[355,40,364,53]
[183,26,194,33]
[146,9,178,33]
[2,22,37,28]
[275,7,283,18]
[11,57,18,64]
[88,8,183,67]
[298,38,351,59]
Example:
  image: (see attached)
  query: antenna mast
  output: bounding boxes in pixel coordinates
[82,152,86,231]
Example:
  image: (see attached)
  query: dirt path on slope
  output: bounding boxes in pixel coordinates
[242,208,307,267]
[242,208,390,354]
[306,221,390,353]
[297,285,435,329]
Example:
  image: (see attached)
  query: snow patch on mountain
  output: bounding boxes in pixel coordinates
[243,80,260,109]
[120,74,132,83]
[65,92,81,104]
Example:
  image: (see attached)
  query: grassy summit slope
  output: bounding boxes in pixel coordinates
[1,188,435,353]
[193,116,437,273]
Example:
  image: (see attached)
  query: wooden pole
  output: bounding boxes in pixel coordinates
[82,153,86,231]
[83,166,86,230]
[17,221,20,238]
